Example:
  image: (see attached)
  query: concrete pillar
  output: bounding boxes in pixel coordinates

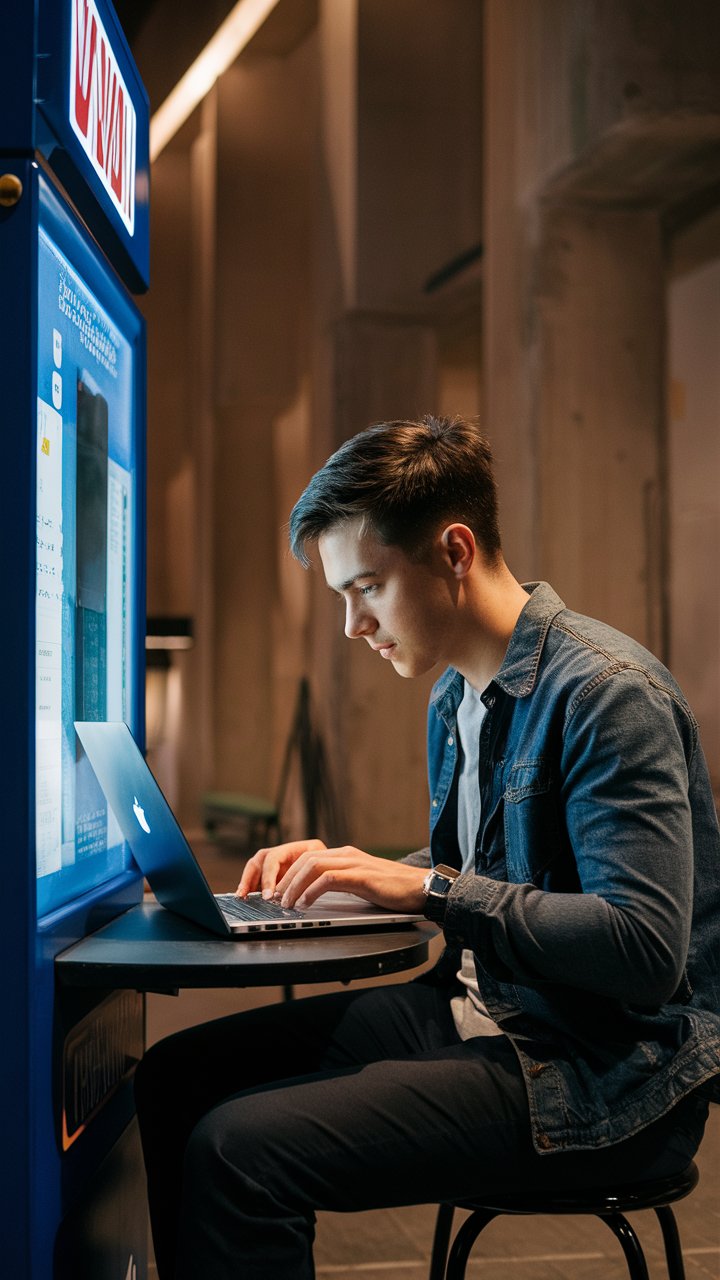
[139,91,220,821]
[483,0,720,648]
[314,314,439,849]
[208,43,316,803]
[535,206,665,648]
[184,91,219,805]
[667,214,720,799]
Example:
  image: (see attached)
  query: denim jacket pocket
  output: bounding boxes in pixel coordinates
[503,758,571,887]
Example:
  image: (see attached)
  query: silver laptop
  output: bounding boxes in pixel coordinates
[74,721,424,938]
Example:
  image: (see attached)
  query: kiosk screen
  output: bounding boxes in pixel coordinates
[36,178,141,918]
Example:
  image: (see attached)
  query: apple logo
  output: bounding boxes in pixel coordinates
[133,796,151,834]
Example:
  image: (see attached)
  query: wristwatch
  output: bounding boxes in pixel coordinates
[422,863,460,924]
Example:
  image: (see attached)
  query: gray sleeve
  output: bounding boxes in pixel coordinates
[399,846,432,869]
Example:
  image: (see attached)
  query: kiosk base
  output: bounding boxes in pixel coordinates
[54,1119,147,1280]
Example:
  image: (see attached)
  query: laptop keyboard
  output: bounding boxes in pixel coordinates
[216,892,305,923]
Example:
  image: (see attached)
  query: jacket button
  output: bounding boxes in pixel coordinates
[447,735,454,746]
[432,798,439,808]
[528,1063,547,1078]
[536,1132,553,1150]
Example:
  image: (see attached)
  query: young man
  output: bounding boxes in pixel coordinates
[135,416,720,1280]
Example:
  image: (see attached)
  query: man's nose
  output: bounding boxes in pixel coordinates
[345,599,376,639]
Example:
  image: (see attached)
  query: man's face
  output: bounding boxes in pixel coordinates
[318,519,455,679]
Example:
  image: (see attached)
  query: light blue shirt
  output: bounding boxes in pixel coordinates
[452,681,504,1039]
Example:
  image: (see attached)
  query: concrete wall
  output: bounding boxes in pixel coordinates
[137,0,720,842]
[484,0,720,638]
[140,0,484,847]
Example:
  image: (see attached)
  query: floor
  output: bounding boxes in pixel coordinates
[144,837,720,1280]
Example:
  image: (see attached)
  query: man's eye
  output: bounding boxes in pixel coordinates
[359,584,378,596]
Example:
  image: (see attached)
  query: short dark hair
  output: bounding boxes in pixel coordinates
[289,415,502,567]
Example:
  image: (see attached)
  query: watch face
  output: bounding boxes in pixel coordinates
[423,865,459,923]
[429,871,455,895]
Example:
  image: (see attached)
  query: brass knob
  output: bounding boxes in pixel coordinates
[0,174,23,207]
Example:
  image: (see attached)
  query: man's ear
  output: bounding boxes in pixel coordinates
[440,524,475,579]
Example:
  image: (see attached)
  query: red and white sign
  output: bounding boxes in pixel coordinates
[69,0,136,235]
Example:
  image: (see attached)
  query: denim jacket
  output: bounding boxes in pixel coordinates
[424,582,720,1154]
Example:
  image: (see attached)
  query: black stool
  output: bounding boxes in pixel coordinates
[429,1162,699,1280]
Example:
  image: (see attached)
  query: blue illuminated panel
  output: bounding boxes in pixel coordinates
[36,173,144,918]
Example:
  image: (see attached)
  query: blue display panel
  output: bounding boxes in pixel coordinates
[35,173,144,918]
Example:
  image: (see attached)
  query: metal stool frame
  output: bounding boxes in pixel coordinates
[429,1162,699,1280]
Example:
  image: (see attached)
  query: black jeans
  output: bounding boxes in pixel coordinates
[134,977,708,1280]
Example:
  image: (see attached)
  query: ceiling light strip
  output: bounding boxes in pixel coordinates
[149,0,280,161]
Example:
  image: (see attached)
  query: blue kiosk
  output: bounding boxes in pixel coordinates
[1,1,150,1274]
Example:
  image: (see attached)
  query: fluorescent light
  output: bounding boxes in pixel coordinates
[149,0,280,161]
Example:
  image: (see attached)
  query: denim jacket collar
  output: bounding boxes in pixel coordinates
[430,581,566,719]
[493,581,566,697]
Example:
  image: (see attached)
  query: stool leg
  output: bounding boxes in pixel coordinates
[428,1205,454,1280]
[599,1213,650,1280]
[655,1206,687,1280]
[445,1209,499,1280]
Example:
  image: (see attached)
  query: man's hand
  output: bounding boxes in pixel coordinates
[236,838,427,913]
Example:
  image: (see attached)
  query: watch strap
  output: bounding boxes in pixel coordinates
[422,864,460,924]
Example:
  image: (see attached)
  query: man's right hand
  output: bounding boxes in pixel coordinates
[235,839,328,901]
[235,838,427,913]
